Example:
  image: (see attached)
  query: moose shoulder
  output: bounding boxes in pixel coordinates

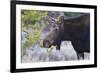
[43,14,90,59]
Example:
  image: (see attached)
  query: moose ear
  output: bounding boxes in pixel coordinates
[57,16,64,24]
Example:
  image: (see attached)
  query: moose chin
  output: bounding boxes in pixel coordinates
[43,13,90,60]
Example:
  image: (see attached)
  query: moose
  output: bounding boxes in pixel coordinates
[43,13,90,59]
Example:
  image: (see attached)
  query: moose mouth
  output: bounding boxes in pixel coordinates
[42,27,61,48]
[43,39,56,48]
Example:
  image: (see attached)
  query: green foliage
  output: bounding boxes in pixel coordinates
[21,10,48,56]
[26,31,41,48]
[21,30,41,56]
[21,10,48,31]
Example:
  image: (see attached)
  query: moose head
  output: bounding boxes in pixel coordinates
[42,15,64,49]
